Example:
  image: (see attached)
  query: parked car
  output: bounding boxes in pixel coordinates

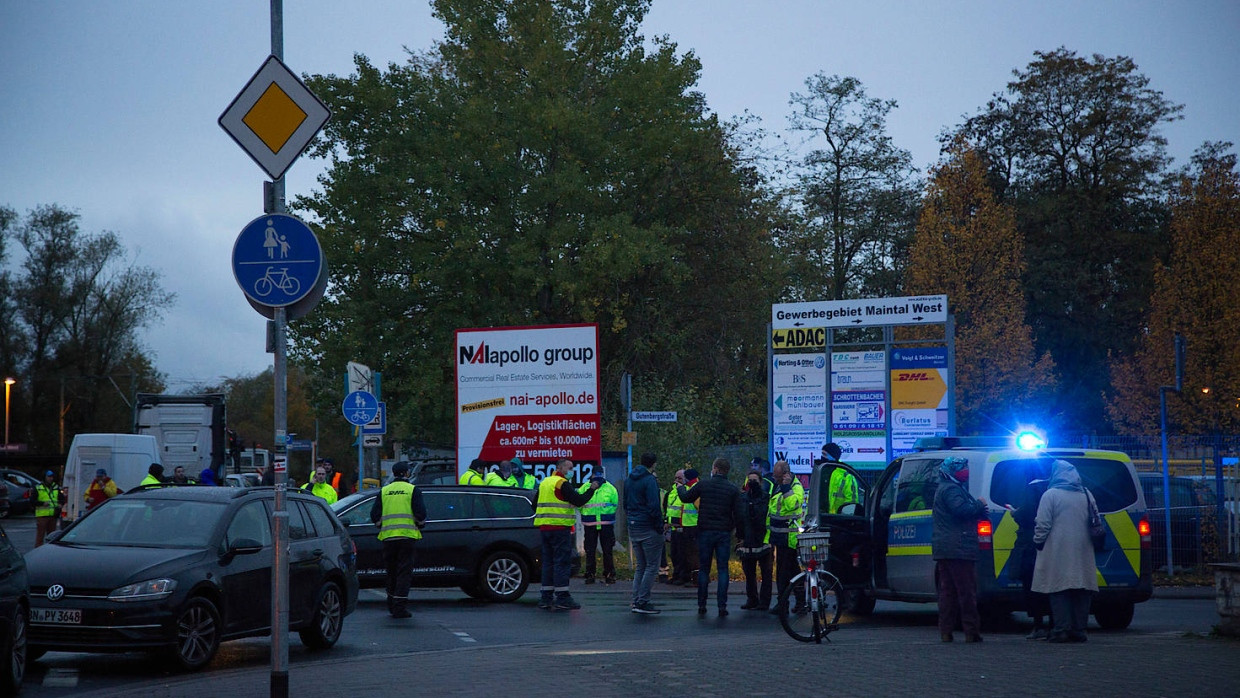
[25,486,358,670]
[1139,473,1211,569]
[407,459,459,486]
[0,524,29,696]
[0,470,40,517]
[224,473,261,488]
[332,485,539,602]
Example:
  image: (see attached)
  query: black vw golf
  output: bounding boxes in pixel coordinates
[25,486,358,670]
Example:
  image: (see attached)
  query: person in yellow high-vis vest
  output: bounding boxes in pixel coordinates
[578,474,618,584]
[459,458,488,486]
[678,469,701,586]
[769,460,805,614]
[34,470,65,547]
[535,459,597,610]
[369,461,426,618]
[665,470,686,583]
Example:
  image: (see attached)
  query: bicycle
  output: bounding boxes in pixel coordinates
[253,266,301,297]
[777,530,843,643]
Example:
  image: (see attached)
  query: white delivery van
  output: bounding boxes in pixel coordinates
[62,433,161,520]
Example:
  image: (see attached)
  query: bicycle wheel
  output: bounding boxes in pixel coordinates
[254,277,273,297]
[778,570,843,643]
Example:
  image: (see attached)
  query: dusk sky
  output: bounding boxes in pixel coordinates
[2,1,1237,390]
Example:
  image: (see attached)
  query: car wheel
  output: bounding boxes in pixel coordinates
[0,604,27,697]
[844,589,876,616]
[1093,602,1135,630]
[298,582,344,650]
[478,551,529,603]
[169,597,221,671]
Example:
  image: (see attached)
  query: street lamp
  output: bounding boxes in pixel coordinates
[3,377,14,447]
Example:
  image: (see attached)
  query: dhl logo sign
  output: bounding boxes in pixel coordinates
[891,368,947,408]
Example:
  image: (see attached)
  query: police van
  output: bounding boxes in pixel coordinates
[805,435,1153,629]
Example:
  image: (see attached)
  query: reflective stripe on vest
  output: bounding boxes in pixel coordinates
[377,480,422,540]
[534,475,576,527]
[579,482,618,526]
[682,499,698,527]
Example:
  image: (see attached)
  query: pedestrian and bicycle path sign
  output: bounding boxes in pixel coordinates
[232,213,323,307]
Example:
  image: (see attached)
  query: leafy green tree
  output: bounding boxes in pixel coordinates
[294,0,781,447]
[782,74,919,301]
[6,204,173,451]
[1107,143,1240,434]
[952,48,1182,432]
[906,141,1056,433]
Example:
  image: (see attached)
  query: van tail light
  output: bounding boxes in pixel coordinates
[1138,518,1151,548]
[977,519,993,550]
[851,551,861,568]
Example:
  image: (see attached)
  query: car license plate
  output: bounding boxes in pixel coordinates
[32,608,81,624]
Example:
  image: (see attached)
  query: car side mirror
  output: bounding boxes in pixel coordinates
[45,530,64,543]
[224,538,264,558]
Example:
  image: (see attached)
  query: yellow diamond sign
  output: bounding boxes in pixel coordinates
[220,55,329,180]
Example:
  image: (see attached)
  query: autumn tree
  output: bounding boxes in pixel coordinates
[906,142,1056,434]
[4,204,172,451]
[782,74,919,301]
[295,0,782,446]
[952,48,1181,432]
[1107,143,1240,434]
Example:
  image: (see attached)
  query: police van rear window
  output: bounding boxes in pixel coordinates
[991,458,1138,513]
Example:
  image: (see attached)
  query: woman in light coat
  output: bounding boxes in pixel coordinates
[1032,460,1098,643]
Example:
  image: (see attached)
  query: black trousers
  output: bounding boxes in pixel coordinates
[742,548,773,607]
[583,524,616,577]
[383,537,416,613]
[775,544,802,605]
[678,527,699,582]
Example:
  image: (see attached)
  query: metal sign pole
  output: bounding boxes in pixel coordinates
[268,2,290,697]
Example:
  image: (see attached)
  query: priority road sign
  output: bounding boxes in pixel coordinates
[232,213,323,308]
[342,390,379,426]
[219,55,330,181]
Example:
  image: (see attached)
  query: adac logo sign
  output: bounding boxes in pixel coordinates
[458,342,594,368]
[890,369,947,409]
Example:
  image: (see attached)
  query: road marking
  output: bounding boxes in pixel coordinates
[42,668,78,687]
[452,631,477,643]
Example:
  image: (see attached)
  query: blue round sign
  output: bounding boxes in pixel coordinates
[232,213,323,307]
[342,390,379,426]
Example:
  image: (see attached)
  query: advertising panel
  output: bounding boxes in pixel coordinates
[456,324,601,482]
[830,351,888,468]
[771,353,827,473]
[890,347,950,457]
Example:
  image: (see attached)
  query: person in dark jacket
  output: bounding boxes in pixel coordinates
[678,458,744,616]
[625,452,664,614]
[739,466,773,610]
[1011,472,1051,638]
[932,455,989,643]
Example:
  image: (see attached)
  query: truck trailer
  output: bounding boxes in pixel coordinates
[133,393,227,480]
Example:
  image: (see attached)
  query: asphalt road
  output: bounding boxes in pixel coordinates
[6,515,1235,697]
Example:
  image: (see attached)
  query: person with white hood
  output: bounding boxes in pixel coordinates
[1032,459,1099,643]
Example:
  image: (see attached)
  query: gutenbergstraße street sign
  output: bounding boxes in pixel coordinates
[772,294,947,330]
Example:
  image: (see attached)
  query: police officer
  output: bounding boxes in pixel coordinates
[34,470,64,547]
[302,466,339,504]
[536,459,597,610]
[578,473,618,584]
[769,460,805,614]
[459,458,488,486]
[369,461,426,618]
[823,443,860,514]
[140,463,165,488]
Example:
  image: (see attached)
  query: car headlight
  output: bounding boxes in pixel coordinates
[109,578,177,601]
